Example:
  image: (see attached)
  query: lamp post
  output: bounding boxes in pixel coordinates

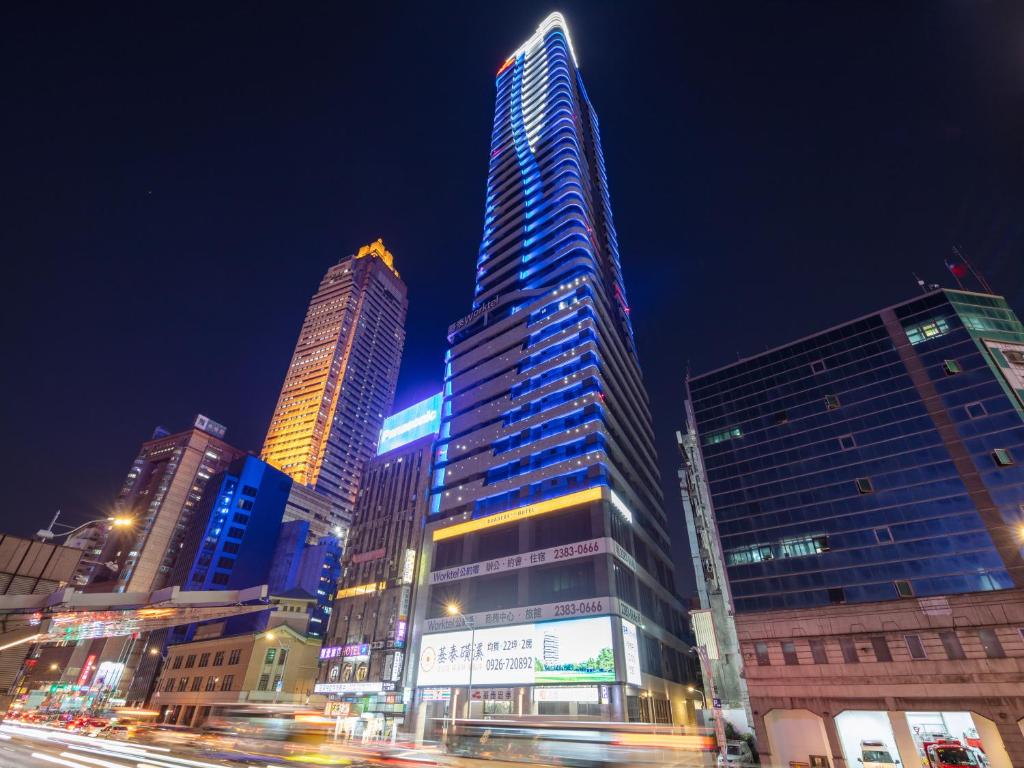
[688,685,707,709]
[445,603,476,721]
[36,512,134,542]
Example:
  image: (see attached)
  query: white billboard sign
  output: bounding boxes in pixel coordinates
[621,619,643,686]
[416,616,615,687]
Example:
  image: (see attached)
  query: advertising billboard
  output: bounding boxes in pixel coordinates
[621,620,642,686]
[416,616,615,687]
[377,393,442,455]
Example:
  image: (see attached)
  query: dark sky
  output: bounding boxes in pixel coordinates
[3,2,1022,595]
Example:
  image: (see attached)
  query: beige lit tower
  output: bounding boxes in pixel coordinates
[262,239,408,522]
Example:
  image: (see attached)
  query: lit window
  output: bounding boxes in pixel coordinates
[905,317,951,345]
[824,394,840,410]
[993,448,1014,467]
[895,580,914,598]
[943,359,962,375]
[703,427,743,446]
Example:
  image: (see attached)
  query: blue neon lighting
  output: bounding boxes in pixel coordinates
[377,392,442,455]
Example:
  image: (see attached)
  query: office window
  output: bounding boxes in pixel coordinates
[184,654,196,669]
[228,649,241,665]
[198,653,210,668]
[874,528,893,543]
[238,499,254,511]
[809,638,829,664]
[939,631,966,660]
[232,513,250,524]
[811,359,827,374]
[978,628,1006,659]
[839,434,856,450]
[965,402,987,419]
[205,677,217,692]
[855,477,873,494]
[824,394,840,410]
[190,676,202,692]
[704,426,743,446]
[905,635,927,660]
[870,637,892,662]
[754,641,770,666]
[222,541,240,554]
[241,485,258,497]
[163,677,175,692]
[227,527,245,539]
[614,561,638,605]
[992,448,1014,467]
[177,678,188,692]
[221,674,234,691]
[839,637,859,663]
[895,580,914,598]
[905,317,950,345]
[257,673,270,691]
[172,656,183,670]
[211,572,229,585]
[212,652,224,667]
[782,641,799,666]
[265,648,277,664]
[943,359,962,375]
[217,557,235,569]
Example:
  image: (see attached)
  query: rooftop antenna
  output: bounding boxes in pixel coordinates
[952,245,994,294]
[912,272,940,294]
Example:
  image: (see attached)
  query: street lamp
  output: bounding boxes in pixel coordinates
[37,511,134,542]
[687,685,707,709]
[445,603,476,721]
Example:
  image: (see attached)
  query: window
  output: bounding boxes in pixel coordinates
[614,561,638,605]
[272,674,282,690]
[993,448,1014,467]
[978,628,1005,659]
[171,656,183,670]
[943,359,962,375]
[228,649,241,665]
[198,653,210,668]
[264,648,277,664]
[874,528,893,543]
[839,637,859,663]
[939,630,966,660]
[278,649,288,666]
[824,394,840,410]
[895,580,914,598]
[839,434,856,450]
[241,485,258,497]
[211,572,229,585]
[177,678,188,692]
[855,477,873,494]
[238,499,254,511]
[905,634,927,660]
[232,513,250,524]
[782,641,799,665]
[213,652,224,667]
[257,673,270,691]
[774,411,789,425]
[754,641,770,666]
[205,677,217,691]
[965,402,987,419]
[704,426,743,446]
[905,316,950,345]
[870,637,892,662]
[227,527,245,539]
[811,359,827,374]
[184,654,196,669]
[809,638,829,664]
[220,674,234,691]
[222,541,240,554]
[163,677,175,692]
[190,676,202,692]
[828,587,846,604]
[217,557,235,569]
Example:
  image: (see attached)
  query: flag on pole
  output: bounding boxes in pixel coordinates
[945,259,968,279]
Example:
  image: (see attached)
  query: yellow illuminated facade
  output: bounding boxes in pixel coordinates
[432,486,604,542]
[261,240,407,514]
[335,581,387,600]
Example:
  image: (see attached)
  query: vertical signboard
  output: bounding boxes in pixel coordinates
[621,620,642,686]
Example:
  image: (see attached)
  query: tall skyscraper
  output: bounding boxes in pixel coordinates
[686,288,1024,766]
[409,14,693,728]
[262,239,408,520]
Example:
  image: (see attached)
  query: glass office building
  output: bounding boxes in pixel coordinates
[410,14,693,727]
[688,289,1024,613]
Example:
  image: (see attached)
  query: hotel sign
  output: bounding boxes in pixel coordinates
[432,486,603,542]
[447,296,499,336]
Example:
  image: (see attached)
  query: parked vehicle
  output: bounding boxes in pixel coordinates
[717,739,755,767]
[925,740,979,767]
[859,739,899,767]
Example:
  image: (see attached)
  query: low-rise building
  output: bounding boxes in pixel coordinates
[151,624,320,727]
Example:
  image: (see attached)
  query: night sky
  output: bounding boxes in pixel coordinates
[4,2,1022,595]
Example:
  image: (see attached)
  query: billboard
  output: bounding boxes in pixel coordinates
[621,620,642,686]
[416,616,615,687]
[377,393,442,455]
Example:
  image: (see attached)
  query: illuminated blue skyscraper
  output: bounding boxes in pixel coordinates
[411,14,694,726]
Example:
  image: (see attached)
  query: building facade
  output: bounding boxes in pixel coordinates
[316,394,440,729]
[687,289,1024,767]
[408,13,694,730]
[261,239,408,520]
[151,623,321,727]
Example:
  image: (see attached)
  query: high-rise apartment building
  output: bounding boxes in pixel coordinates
[315,394,440,729]
[687,289,1024,767]
[408,14,693,729]
[261,239,408,521]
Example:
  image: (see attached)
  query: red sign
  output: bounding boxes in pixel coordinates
[77,655,97,686]
[351,549,386,564]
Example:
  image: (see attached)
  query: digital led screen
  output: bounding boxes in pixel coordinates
[377,393,442,455]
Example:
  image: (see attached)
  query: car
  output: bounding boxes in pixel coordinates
[99,723,137,739]
[717,739,755,767]
[925,741,979,767]
[859,739,899,767]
